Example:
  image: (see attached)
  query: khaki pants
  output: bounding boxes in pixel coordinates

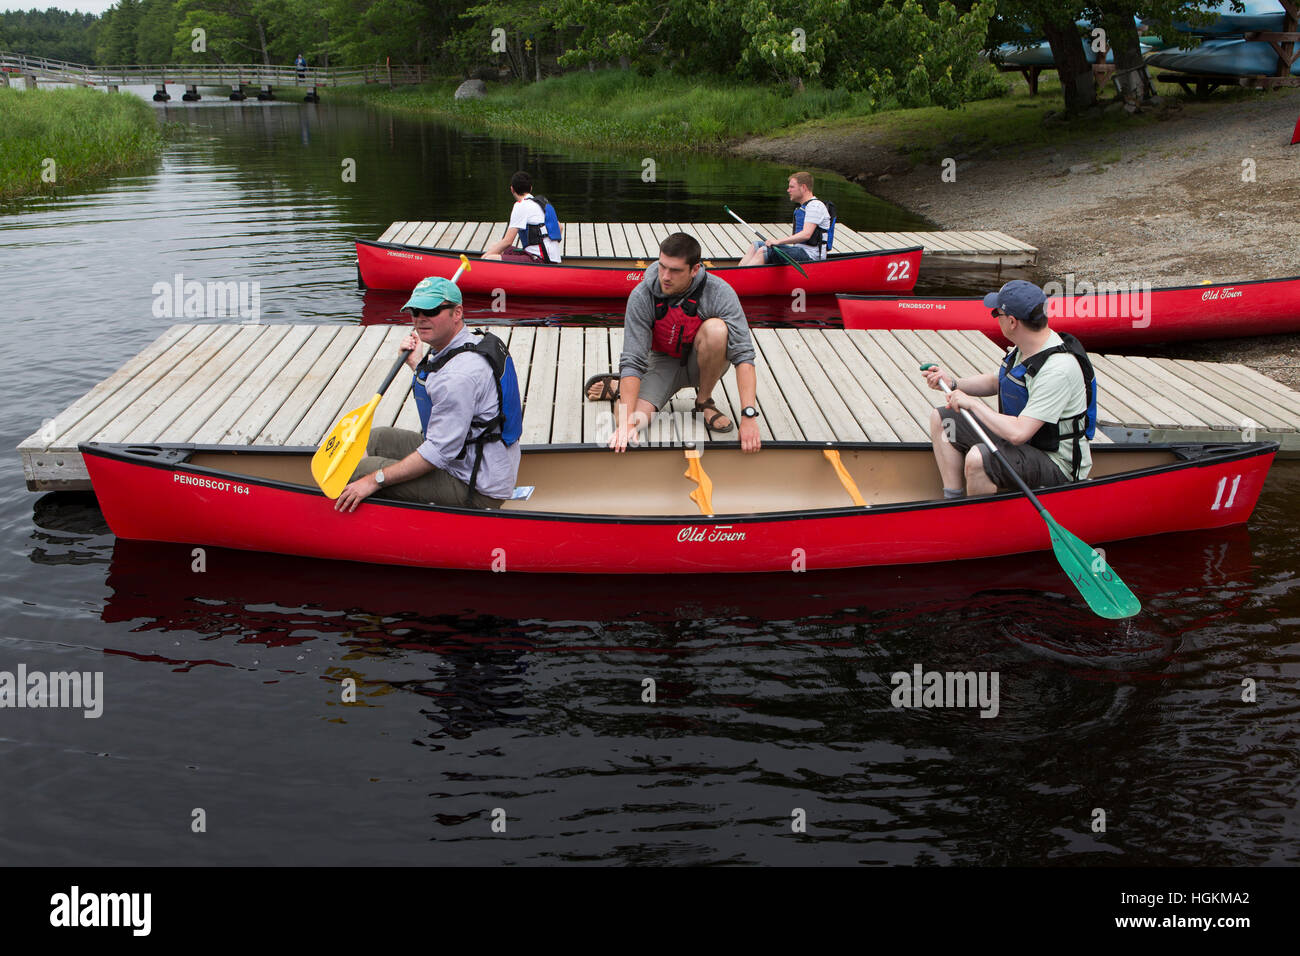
[351,427,504,509]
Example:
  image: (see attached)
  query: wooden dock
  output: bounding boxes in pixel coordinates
[375,221,1038,269]
[19,324,1299,491]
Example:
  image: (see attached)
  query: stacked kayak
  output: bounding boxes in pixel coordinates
[1150,1,1298,76]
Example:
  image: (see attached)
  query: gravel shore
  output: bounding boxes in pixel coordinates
[738,89,1300,387]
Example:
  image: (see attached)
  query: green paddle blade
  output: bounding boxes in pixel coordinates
[1044,512,1142,619]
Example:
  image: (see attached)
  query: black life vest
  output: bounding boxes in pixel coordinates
[997,332,1098,481]
[412,330,523,501]
[521,195,561,260]
[793,199,836,253]
[650,274,708,359]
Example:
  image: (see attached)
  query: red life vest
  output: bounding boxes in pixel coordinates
[650,275,708,358]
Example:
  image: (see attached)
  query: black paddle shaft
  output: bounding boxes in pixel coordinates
[377,349,415,394]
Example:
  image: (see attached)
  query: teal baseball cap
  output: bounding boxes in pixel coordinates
[402,276,462,312]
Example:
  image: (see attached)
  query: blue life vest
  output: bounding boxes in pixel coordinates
[412,330,523,497]
[522,195,562,259]
[793,199,836,253]
[997,331,1097,481]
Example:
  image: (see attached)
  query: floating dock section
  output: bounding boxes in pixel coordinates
[376,221,1038,270]
[19,324,1299,491]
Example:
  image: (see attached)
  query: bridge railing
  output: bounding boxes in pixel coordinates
[1,51,428,87]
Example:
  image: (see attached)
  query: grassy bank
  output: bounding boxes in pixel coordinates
[331,70,922,150]
[0,87,164,200]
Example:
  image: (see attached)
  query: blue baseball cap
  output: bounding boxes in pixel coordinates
[983,280,1046,321]
[402,276,462,312]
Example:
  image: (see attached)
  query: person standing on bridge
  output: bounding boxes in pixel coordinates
[295,53,306,81]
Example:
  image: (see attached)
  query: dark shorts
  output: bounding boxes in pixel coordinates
[351,427,504,509]
[501,248,545,263]
[762,244,815,265]
[638,348,702,410]
[937,408,1070,489]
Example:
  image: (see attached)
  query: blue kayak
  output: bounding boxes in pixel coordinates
[995,39,1115,67]
[1172,0,1289,36]
[1148,36,1300,75]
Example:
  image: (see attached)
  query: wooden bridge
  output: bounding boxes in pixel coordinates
[1,50,426,101]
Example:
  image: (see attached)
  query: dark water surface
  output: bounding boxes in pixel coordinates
[1,102,1298,866]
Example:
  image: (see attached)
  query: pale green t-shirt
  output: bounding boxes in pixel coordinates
[1015,330,1093,480]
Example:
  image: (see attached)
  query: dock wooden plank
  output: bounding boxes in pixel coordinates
[753,328,832,441]
[371,330,420,430]
[829,228,870,253]
[718,360,772,442]
[216,326,339,444]
[552,327,585,444]
[93,324,248,443]
[443,222,478,250]
[19,324,194,452]
[378,222,405,243]
[1221,362,1300,417]
[258,329,365,445]
[421,222,456,249]
[593,223,614,259]
[406,222,436,247]
[54,325,223,447]
[285,326,388,445]
[801,331,904,442]
[185,326,314,444]
[743,335,803,441]
[126,325,293,443]
[574,222,592,258]
[608,223,632,259]
[1119,355,1249,431]
[874,329,997,415]
[583,327,612,445]
[1094,354,1207,428]
[1085,354,1180,428]
[773,328,868,441]
[633,224,658,261]
[822,329,928,442]
[521,327,559,444]
[847,331,956,433]
[1166,359,1299,430]
[464,221,493,252]
[391,221,423,245]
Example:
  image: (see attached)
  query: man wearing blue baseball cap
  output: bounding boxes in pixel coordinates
[920,279,1097,497]
[334,276,522,513]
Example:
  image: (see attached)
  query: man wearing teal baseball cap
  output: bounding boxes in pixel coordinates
[334,276,522,512]
[919,279,1096,497]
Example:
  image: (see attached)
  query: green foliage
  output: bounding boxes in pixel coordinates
[0,87,163,199]
[0,8,100,62]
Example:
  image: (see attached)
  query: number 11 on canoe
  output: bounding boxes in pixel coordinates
[920,362,1140,620]
[312,256,472,499]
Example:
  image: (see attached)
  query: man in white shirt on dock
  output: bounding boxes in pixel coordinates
[738,171,834,266]
[481,171,563,264]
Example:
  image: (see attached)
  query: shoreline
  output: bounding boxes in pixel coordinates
[737,87,1300,388]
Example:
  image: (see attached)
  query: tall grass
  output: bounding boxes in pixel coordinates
[334,71,885,150]
[0,86,164,200]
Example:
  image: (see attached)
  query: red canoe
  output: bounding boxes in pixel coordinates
[81,440,1275,576]
[356,239,923,297]
[838,275,1300,347]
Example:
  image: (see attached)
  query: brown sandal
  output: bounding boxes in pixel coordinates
[584,372,620,402]
[694,397,734,433]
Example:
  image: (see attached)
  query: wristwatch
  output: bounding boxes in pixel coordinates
[374,468,386,485]
[742,406,760,419]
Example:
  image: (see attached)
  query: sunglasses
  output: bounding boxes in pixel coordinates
[990,307,1013,320]
[410,304,453,318]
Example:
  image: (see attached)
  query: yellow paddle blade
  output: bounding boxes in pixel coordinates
[684,454,714,516]
[823,448,867,507]
[311,394,381,499]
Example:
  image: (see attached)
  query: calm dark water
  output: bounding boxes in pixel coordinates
[1,100,1298,866]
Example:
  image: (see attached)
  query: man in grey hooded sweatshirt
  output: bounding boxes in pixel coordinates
[592,232,762,453]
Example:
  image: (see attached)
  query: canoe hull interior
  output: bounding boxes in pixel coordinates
[355,240,924,297]
[838,275,1300,348]
[80,441,1276,574]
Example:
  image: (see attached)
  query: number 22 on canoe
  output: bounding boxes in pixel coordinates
[920,363,1140,620]
[312,256,472,499]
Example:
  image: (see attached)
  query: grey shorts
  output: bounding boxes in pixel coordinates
[638,348,702,410]
[350,426,504,509]
[937,408,1070,489]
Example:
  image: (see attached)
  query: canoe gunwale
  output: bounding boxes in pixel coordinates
[79,439,1280,527]
[836,273,1300,303]
[358,238,926,273]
